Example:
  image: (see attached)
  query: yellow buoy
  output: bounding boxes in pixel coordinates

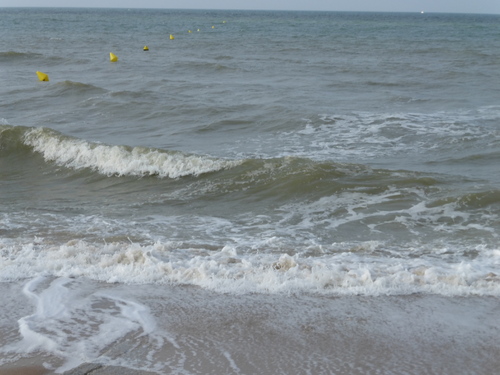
[143,46,149,51]
[188,30,192,33]
[211,26,215,29]
[222,21,226,23]
[110,52,118,62]
[170,34,175,40]
[197,29,200,32]
[36,71,49,81]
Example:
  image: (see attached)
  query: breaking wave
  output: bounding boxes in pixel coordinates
[1,125,242,178]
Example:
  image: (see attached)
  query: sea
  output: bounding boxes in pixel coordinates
[1,7,499,374]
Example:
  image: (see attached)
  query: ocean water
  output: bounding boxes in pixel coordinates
[1,8,500,374]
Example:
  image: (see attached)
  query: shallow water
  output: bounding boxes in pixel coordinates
[1,279,499,375]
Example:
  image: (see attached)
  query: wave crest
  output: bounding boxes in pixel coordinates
[23,127,242,178]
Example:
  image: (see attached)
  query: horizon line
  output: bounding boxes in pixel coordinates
[1,6,499,15]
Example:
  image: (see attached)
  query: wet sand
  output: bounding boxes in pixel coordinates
[0,363,154,375]
[0,281,499,374]
[0,366,49,375]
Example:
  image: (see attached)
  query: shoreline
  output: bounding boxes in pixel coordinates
[0,363,155,375]
[0,280,499,374]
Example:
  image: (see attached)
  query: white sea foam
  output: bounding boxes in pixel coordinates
[0,276,168,373]
[23,127,242,178]
[0,238,498,297]
[244,108,500,165]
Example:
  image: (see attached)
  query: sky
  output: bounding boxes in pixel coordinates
[2,0,500,14]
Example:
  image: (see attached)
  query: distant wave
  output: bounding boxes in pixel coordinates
[0,51,65,64]
[0,51,43,61]
[180,60,238,72]
[52,80,106,95]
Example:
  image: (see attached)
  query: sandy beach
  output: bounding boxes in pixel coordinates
[1,280,499,374]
